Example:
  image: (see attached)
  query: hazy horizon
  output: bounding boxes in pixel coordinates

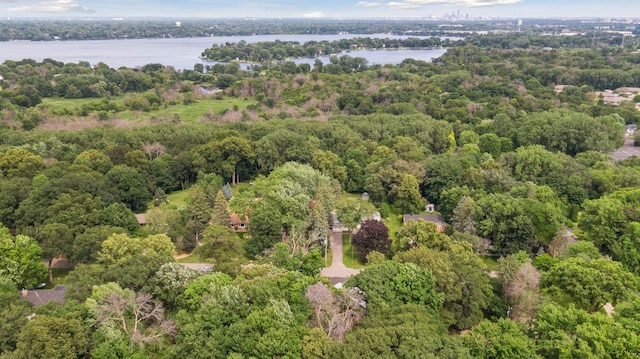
[0,0,639,20]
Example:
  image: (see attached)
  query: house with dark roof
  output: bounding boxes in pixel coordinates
[20,286,66,306]
[403,214,447,233]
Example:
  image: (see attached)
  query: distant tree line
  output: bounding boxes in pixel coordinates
[202,37,447,62]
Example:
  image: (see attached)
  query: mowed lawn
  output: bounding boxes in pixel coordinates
[342,234,366,269]
[167,189,191,209]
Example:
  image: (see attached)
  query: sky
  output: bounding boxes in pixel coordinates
[0,0,639,19]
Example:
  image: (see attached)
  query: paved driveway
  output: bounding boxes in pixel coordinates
[611,137,640,161]
[320,231,361,284]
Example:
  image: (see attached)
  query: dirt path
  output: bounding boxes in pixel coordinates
[320,231,361,284]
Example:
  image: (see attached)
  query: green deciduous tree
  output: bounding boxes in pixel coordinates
[100,202,139,233]
[542,257,638,312]
[98,233,174,266]
[106,165,152,211]
[394,174,426,214]
[345,260,443,313]
[535,303,640,359]
[34,222,72,282]
[394,240,493,330]
[0,279,32,355]
[13,314,89,359]
[192,136,254,185]
[151,262,201,310]
[465,318,540,359]
[342,304,471,359]
[195,224,246,274]
[0,148,45,179]
[73,149,113,174]
[0,227,47,288]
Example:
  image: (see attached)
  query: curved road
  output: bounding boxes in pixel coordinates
[320,231,361,285]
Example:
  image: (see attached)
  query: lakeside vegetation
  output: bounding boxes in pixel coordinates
[201,37,449,62]
[2,28,640,358]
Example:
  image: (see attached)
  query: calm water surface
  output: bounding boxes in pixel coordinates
[0,34,451,69]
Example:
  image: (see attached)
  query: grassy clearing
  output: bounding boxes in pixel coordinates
[176,253,213,264]
[385,206,403,240]
[342,234,366,269]
[116,97,256,123]
[45,268,70,289]
[325,248,333,267]
[167,189,191,209]
[480,256,499,271]
[41,96,256,124]
[41,96,114,112]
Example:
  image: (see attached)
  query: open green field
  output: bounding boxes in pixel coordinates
[167,189,191,209]
[117,97,256,123]
[41,96,107,112]
[342,234,366,269]
[41,96,257,124]
[153,181,254,210]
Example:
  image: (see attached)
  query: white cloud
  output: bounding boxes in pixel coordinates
[388,2,421,9]
[302,10,326,18]
[403,0,521,7]
[356,1,384,7]
[8,0,94,13]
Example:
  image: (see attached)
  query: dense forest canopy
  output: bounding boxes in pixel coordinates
[1,28,640,358]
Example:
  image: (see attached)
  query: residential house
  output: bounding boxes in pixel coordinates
[21,286,66,306]
[230,213,248,232]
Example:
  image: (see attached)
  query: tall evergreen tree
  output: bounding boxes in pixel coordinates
[211,190,231,227]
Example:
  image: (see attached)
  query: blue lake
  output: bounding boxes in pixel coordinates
[0,34,453,69]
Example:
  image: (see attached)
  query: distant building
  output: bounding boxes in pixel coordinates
[554,85,567,93]
[617,87,640,96]
[403,214,447,233]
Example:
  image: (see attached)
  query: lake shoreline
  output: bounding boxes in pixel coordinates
[0,35,454,70]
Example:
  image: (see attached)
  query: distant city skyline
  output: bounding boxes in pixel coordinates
[1,0,639,20]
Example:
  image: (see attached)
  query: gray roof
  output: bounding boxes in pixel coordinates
[403,214,446,225]
[21,286,66,306]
